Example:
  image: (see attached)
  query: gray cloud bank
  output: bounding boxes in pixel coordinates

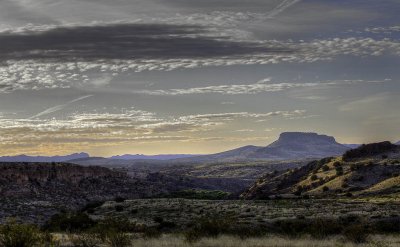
[0,23,399,93]
[0,23,292,61]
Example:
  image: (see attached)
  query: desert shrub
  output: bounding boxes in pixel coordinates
[333,161,342,167]
[273,219,308,238]
[273,218,341,238]
[310,175,318,181]
[335,166,344,176]
[157,221,177,231]
[164,189,230,200]
[114,197,126,203]
[81,201,104,213]
[308,218,342,239]
[91,217,137,242]
[372,217,400,233]
[343,142,396,161]
[143,228,162,239]
[322,186,329,192]
[322,165,330,172]
[352,175,364,182]
[0,221,42,247]
[44,212,95,232]
[184,216,234,242]
[318,157,334,165]
[114,205,124,212]
[40,232,60,247]
[70,233,101,247]
[153,216,164,224]
[105,231,131,247]
[343,224,369,243]
[350,164,361,171]
[228,225,266,239]
[345,192,353,197]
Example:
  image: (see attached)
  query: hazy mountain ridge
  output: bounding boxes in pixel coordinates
[0,132,352,164]
[242,142,400,199]
[110,154,197,160]
[0,153,89,162]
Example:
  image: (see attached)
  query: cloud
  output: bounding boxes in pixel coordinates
[0,22,399,93]
[0,108,306,154]
[29,95,93,119]
[365,26,400,34]
[339,93,392,112]
[267,0,301,18]
[133,78,389,96]
[0,23,290,61]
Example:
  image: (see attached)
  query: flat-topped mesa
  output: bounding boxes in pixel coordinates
[249,132,349,160]
[269,132,337,147]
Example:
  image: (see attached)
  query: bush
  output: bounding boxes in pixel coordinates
[44,212,95,232]
[322,186,329,192]
[40,232,60,247]
[81,201,104,213]
[311,175,318,181]
[335,166,344,176]
[143,228,162,239]
[372,217,400,233]
[343,142,396,161]
[184,216,234,242]
[322,165,330,172]
[0,221,42,247]
[343,224,369,243]
[115,205,124,212]
[114,197,126,203]
[228,225,265,240]
[70,233,101,247]
[105,231,131,247]
[273,218,341,238]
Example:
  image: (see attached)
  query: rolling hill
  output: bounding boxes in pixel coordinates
[241,142,400,199]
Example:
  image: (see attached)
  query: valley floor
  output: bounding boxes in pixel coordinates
[89,198,400,227]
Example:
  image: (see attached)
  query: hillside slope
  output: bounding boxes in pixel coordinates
[242,142,400,199]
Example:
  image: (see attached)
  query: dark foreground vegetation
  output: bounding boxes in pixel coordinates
[1,210,399,246]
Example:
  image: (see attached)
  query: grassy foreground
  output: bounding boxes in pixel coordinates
[125,235,400,247]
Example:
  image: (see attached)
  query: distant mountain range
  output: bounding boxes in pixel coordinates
[110,154,197,160]
[1,132,397,164]
[176,132,351,163]
[0,153,89,163]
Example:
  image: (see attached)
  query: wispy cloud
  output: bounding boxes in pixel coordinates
[267,0,301,18]
[133,79,389,96]
[0,108,307,154]
[29,95,93,119]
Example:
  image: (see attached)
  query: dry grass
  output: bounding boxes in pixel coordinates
[366,176,400,192]
[131,235,400,247]
[89,198,399,227]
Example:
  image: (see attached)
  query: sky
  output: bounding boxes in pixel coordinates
[0,0,399,156]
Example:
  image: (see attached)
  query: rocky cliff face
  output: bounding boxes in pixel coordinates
[0,162,159,224]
